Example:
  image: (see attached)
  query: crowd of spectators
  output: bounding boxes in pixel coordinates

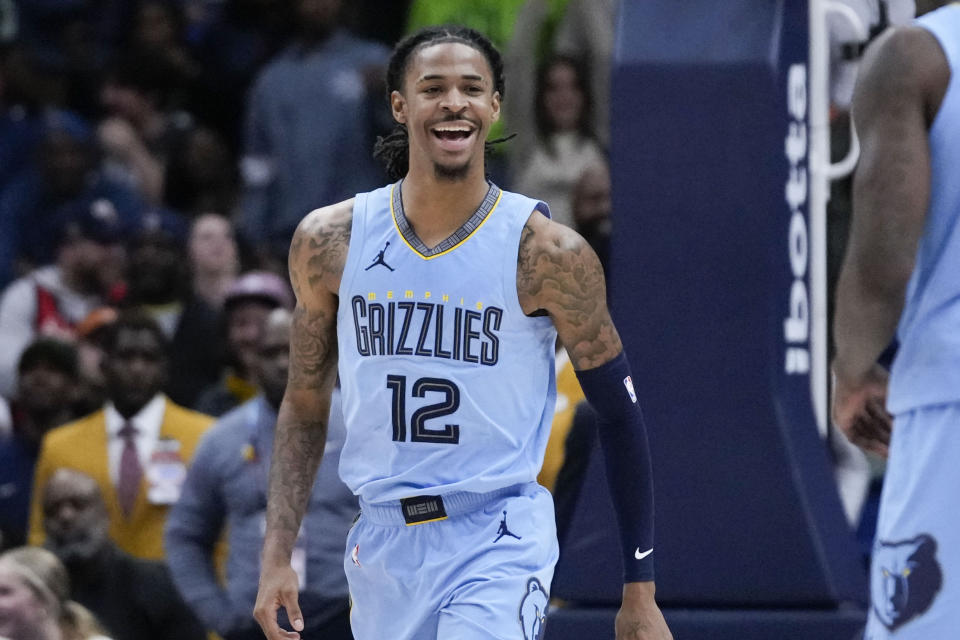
[0,0,614,637]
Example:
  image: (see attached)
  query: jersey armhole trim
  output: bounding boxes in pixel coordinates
[339,192,369,301]
[503,197,553,324]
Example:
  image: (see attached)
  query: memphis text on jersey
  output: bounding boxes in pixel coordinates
[350,291,502,366]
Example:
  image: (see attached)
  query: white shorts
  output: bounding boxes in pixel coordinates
[344,482,558,640]
[864,403,960,639]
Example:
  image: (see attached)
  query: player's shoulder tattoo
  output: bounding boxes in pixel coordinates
[290,199,354,299]
[517,212,601,309]
[517,212,621,369]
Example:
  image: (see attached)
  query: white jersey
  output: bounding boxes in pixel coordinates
[336,181,557,503]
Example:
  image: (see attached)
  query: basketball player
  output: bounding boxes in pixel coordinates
[833,3,958,638]
[254,26,671,640]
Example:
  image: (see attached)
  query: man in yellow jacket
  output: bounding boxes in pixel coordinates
[29,311,213,560]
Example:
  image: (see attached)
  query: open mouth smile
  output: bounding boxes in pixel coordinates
[430,122,478,151]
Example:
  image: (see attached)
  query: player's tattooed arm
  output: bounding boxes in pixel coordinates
[517,211,623,369]
[262,200,352,563]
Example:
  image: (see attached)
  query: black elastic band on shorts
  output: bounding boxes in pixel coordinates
[360,484,524,526]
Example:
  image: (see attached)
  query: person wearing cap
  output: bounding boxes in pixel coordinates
[0,338,80,552]
[194,271,293,417]
[0,109,144,275]
[0,197,128,399]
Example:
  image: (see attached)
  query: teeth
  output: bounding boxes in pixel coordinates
[433,127,472,132]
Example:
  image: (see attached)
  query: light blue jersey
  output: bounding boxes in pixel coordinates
[888,5,960,414]
[336,181,557,504]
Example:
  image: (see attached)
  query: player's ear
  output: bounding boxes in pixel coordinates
[391,90,407,125]
[490,91,501,123]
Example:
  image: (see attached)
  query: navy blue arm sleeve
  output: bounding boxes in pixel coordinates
[575,350,655,582]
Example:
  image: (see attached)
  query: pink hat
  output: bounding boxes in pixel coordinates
[224,271,293,310]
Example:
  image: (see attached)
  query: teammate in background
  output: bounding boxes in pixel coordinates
[833,2,958,638]
[254,26,671,640]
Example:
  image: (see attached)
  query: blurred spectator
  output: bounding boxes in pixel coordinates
[511,55,605,228]
[0,38,69,116]
[0,197,127,399]
[0,43,46,192]
[28,311,214,561]
[180,0,227,45]
[0,110,143,273]
[238,0,389,264]
[167,309,356,640]
[0,44,46,288]
[550,398,599,547]
[537,347,585,494]
[125,0,201,107]
[571,159,612,275]
[190,0,295,145]
[187,213,240,309]
[98,55,195,206]
[503,0,575,177]
[0,545,110,640]
[73,307,119,416]
[49,8,110,119]
[125,225,224,408]
[125,228,190,337]
[194,271,292,416]
[553,0,616,146]
[43,468,205,640]
[0,339,80,551]
[163,127,239,216]
[0,0,16,45]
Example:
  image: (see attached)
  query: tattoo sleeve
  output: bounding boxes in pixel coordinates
[517,217,622,369]
[520,215,657,583]
[263,205,350,562]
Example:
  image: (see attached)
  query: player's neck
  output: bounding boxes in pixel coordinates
[400,164,490,248]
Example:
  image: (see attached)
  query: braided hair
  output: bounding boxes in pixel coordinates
[373,25,512,181]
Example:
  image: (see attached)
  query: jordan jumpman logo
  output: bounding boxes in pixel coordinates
[365,241,395,271]
[493,510,522,543]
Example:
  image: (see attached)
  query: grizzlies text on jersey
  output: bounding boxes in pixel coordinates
[336,180,557,503]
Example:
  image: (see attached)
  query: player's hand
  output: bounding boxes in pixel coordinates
[253,563,303,640]
[616,582,673,640]
[832,362,892,458]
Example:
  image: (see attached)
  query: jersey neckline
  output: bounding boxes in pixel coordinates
[390,179,503,260]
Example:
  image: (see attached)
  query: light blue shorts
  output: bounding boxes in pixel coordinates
[343,482,558,640]
[864,403,960,639]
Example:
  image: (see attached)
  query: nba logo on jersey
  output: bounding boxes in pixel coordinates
[623,376,637,403]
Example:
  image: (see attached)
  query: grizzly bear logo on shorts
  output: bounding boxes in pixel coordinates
[871,534,942,631]
[519,577,548,640]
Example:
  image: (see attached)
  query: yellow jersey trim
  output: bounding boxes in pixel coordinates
[389,183,503,260]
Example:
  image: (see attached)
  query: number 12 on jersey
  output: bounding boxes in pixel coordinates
[386,374,461,444]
